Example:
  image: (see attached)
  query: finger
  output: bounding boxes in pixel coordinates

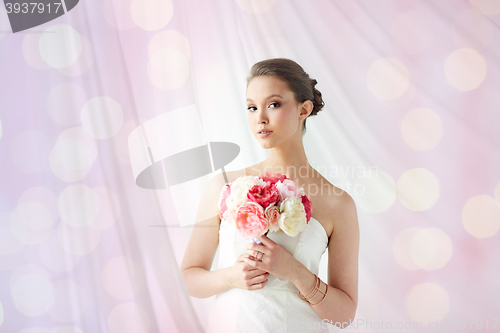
[246,242,266,251]
[252,273,268,283]
[243,256,259,268]
[245,249,266,258]
[254,234,275,247]
[248,278,268,290]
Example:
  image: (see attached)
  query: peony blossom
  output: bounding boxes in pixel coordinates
[247,183,279,209]
[225,176,259,213]
[264,204,281,232]
[235,202,269,239]
[260,172,288,186]
[301,195,313,223]
[218,184,231,219]
[223,206,237,227]
[278,197,307,237]
[276,179,303,202]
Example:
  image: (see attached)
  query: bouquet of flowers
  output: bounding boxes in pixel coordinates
[218,172,313,242]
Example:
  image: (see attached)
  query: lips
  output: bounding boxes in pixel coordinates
[257,130,272,138]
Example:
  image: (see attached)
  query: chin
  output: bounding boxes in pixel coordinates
[259,141,276,149]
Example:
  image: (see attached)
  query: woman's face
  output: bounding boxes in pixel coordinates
[246,75,305,149]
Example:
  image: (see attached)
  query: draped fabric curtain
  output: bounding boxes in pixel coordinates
[1,0,499,332]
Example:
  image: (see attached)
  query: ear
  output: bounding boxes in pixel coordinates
[299,100,314,120]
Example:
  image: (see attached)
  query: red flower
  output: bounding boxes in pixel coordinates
[301,195,313,223]
[247,183,279,209]
[260,172,288,186]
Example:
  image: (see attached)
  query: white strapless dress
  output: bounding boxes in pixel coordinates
[206,217,332,333]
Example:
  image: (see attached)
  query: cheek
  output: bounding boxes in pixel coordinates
[275,109,298,130]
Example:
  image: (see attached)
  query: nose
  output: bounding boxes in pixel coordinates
[257,110,268,125]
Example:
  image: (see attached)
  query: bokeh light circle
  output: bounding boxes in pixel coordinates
[103,0,137,30]
[39,24,82,68]
[20,329,50,333]
[10,201,55,245]
[397,168,440,211]
[39,231,81,273]
[367,58,410,101]
[401,108,443,151]
[0,224,25,256]
[131,0,173,31]
[90,187,121,229]
[49,127,98,182]
[57,222,101,256]
[102,257,145,299]
[48,279,87,322]
[410,228,453,270]
[58,185,100,228]
[11,272,55,316]
[81,96,124,139]
[444,48,486,91]
[0,230,28,271]
[23,33,51,70]
[393,227,421,270]
[349,169,396,214]
[148,48,190,90]
[57,35,95,77]
[47,83,88,126]
[107,302,150,333]
[462,195,500,238]
[405,282,449,323]
[148,30,191,59]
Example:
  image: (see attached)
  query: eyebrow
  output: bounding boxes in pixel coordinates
[246,94,283,102]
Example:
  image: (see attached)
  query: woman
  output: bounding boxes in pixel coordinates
[181,58,359,332]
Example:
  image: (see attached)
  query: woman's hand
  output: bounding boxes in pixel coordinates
[243,234,299,282]
[226,254,270,290]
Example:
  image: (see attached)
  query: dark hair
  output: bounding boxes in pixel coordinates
[248,58,325,134]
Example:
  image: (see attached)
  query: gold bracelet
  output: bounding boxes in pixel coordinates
[310,283,328,306]
[298,274,329,306]
[299,274,320,302]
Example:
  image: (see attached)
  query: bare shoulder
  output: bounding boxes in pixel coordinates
[307,173,358,239]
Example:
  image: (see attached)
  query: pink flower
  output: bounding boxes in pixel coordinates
[276,179,303,201]
[247,183,279,209]
[218,184,231,219]
[235,202,268,239]
[301,195,313,223]
[264,205,281,232]
[223,206,237,226]
[260,172,288,186]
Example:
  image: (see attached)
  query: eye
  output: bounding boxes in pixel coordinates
[247,106,257,112]
[269,102,280,108]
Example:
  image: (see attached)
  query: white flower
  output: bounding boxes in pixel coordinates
[278,197,307,237]
[225,176,259,211]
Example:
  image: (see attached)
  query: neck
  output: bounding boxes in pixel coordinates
[260,134,312,181]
